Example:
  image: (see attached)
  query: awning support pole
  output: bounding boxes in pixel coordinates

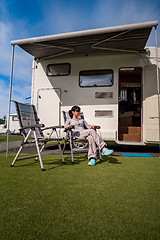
[6,45,15,158]
[155,26,160,153]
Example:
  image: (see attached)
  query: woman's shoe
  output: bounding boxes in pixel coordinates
[102,148,114,156]
[88,158,96,166]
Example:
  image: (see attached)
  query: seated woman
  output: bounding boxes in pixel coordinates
[65,105,114,166]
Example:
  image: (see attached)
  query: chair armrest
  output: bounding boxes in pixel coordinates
[64,125,75,132]
[94,126,101,130]
[42,125,64,131]
[20,124,45,130]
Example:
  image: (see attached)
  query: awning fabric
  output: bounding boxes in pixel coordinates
[11,21,158,59]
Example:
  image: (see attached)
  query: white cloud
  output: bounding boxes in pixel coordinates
[0,19,33,118]
[0,77,31,118]
[0,1,33,119]
[0,78,10,118]
[0,20,33,80]
[41,3,87,34]
[0,21,12,73]
[92,0,159,27]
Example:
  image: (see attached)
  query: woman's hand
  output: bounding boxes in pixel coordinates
[90,125,100,129]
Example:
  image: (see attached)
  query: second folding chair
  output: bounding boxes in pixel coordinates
[62,110,102,163]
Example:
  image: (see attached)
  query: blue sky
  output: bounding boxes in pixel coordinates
[0,0,160,118]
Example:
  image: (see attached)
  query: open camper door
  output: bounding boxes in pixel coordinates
[118,67,142,142]
[37,88,61,130]
[143,65,160,142]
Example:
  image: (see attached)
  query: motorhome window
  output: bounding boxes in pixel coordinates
[12,116,18,121]
[46,63,71,76]
[79,70,113,87]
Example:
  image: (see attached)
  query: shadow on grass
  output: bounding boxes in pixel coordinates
[10,154,121,172]
[45,155,87,171]
[11,154,87,171]
[97,156,122,165]
[13,159,39,168]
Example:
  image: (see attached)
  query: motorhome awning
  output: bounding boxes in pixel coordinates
[11,21,158,59]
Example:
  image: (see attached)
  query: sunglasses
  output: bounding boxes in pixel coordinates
[75,109,80,112]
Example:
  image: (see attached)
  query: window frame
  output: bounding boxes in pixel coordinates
[79,69,114,88]
[46,63,71,77]
[12,116,18,121]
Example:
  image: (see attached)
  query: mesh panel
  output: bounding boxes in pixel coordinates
[15,102,44,138]
[62,111,70,124]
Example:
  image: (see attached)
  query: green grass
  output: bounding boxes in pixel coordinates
[0,153,160,240]
[0,134,23,142]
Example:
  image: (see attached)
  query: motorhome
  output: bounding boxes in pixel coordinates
[10,21,160,144]
[0,114,19,134]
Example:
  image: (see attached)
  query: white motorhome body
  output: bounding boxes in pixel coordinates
[0,114,19,134]
[31,47,159,143]
[8,114,19,134]
[10,21,160,144]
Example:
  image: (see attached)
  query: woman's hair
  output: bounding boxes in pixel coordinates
[69,105,81,118]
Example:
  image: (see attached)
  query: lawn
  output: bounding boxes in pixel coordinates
[0,134,23,142]
[0,153,160,240]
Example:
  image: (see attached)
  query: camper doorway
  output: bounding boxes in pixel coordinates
[118,67,142,142]
[37,88,61,133]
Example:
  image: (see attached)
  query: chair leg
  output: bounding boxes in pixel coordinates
[99,148,103,161]
[69,131,74,163]
[11,129,31,167]
[55,130,65,163]
[33,131,45,171]
[35,128,54,161]
[11,145,24,166]
[35,143,45,161]
[35,128,55,160]
[63,139,67,154]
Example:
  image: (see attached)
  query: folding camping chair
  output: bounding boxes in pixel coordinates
[11,101,65,171]
[62,111,102,163]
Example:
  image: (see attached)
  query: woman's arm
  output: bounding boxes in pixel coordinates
[83,120,100,129]
[64,119,75,129]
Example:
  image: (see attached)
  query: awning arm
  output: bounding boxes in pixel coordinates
[6,45,15,158]
[38,49,74,60]
[33,43,74,60]
[91,29,143,54]
[92,29,131,47]
[32,42,74,51]
[91,46,141,54]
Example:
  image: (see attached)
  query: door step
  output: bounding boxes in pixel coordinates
[128,126,141,134]
[122,134,141,142]
[119,126,141,142]
[116,140,145,145]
